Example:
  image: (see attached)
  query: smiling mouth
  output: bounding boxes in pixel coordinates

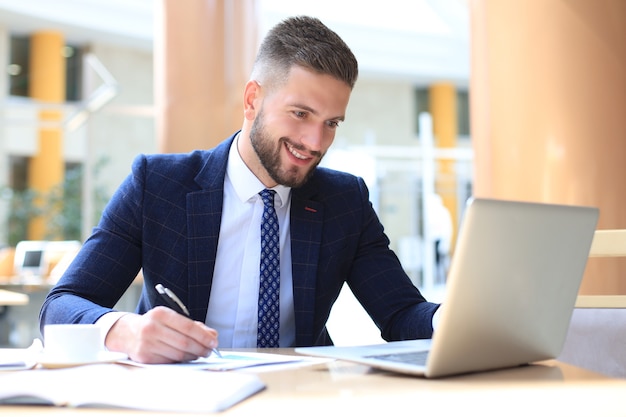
[286,142,310,161]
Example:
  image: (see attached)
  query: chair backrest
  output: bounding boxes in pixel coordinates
[575,229,626,308]
[560,229,626,378]
[588,229,626,257]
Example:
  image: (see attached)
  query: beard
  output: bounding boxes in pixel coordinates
[249,109,323,188]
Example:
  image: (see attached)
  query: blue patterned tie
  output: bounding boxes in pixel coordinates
[258,189,280,348]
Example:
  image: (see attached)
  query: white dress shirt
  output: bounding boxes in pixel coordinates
[205,137,296,347]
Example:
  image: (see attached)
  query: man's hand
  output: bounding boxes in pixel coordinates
[105,307,219,364]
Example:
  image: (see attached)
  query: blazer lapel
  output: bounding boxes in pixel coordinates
[290,184,323,346]
[185,136,234,320]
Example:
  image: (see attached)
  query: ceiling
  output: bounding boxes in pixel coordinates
[0,0,470,84]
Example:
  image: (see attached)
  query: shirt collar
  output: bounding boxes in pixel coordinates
[226,133,291,208]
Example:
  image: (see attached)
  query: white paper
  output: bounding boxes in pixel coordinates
[122,350,331,372]
[0,363,265,412]
[0,339,42,371]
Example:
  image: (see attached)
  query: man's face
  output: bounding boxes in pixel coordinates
[248,66,352,188]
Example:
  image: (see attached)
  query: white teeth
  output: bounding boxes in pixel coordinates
[287,144,307,160]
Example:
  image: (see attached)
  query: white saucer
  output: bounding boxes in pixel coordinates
[38,351,128,369]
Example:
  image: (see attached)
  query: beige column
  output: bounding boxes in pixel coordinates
[470,0,626,294]
[430,83,458,245]
[155,0,257,153]
[27,31,66,240]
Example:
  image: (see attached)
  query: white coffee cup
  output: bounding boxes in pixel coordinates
[44,324,103,363]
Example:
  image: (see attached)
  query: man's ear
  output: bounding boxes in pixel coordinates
[243,80,261,121]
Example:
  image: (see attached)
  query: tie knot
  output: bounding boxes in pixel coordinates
[259,189,276,208]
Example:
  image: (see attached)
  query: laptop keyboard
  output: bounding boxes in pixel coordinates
[366,350,430,366]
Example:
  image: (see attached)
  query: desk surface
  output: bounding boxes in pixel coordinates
[0,289,28,306]
[3,349,626,416]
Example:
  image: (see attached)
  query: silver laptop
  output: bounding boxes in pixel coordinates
[297,198,599,378]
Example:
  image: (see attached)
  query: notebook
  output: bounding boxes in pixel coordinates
[296,198,599,378]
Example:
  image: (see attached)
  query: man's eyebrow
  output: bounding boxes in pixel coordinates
[290,102,345,121]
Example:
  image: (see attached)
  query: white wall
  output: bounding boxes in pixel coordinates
[84,43,156,199]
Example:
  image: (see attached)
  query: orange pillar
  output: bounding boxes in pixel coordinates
[429,83,458,244]
[27,31,66,240]
[155,0,258,153]
[470,0,626,294]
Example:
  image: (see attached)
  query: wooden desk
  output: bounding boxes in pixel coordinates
[3,351,626,416]
[0,282,140,348]
[0,289,28,306]
[0,289,29,347]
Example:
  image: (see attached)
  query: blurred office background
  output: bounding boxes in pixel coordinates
[0,0,624,346]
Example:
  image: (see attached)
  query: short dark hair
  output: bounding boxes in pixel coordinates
[251,16,359,90]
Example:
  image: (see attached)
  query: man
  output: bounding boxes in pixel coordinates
[40,16,440,364]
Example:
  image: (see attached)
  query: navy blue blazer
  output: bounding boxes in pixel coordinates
[40,133,439,346]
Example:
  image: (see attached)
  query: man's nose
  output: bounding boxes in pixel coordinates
[300,123,326,152]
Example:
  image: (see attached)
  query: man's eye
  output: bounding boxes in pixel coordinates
[327,120,340,128]
[294,111,306,118]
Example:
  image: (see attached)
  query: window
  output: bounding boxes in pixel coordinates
[414,88,430,134]
[64,45,83,101]
[8,35,83,102]
[8,156,28,191]
[8,36,29,97]
[414,87,470,136]
[456,90,470,137]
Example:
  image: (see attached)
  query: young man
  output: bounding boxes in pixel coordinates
[40,16,440,363]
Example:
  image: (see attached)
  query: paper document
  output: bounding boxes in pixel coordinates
[122,350,329,372]
[0,363,265,412]
[0,339,42,371]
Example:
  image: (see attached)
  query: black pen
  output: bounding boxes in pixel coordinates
[155,283,222,358]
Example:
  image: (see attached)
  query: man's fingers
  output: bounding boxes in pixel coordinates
[106,308,219,364]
